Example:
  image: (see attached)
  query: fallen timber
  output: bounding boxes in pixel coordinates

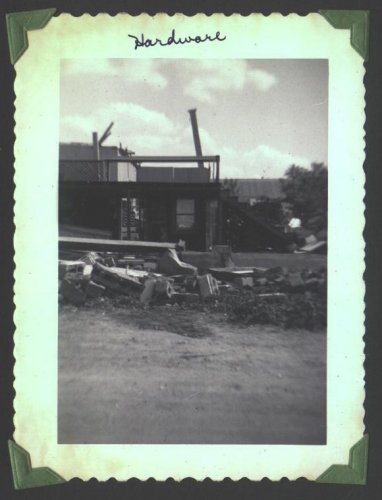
[59,236,176,254]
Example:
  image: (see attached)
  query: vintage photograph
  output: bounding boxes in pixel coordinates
[57,58,328,445]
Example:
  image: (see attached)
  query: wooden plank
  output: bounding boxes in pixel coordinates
[208,267,264,281]
[59,236,176,253]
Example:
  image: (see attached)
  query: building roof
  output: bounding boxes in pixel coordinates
[231,178,284,202]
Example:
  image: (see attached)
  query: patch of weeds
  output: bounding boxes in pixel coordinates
[212,290,326,330]
[72,280,326,332]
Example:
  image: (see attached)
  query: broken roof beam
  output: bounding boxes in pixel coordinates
[98,122,114,146]
[59,236,176,253]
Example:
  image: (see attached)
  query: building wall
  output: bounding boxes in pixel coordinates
[205,199,219,250]
[59,142,136,182]
[60,143,96,160]
[108,161,137,182]
[59,183,221,250]
[137,166,210,183]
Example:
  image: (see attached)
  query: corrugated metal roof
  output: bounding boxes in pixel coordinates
[231,179,284,202]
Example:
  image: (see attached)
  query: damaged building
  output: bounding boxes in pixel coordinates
[59,110,290,252]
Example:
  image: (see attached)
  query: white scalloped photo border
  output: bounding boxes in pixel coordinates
[13,12,365,481]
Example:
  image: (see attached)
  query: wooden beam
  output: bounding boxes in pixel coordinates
[60,155,219,164]
[59,236,176,253]
[98,121,114,146]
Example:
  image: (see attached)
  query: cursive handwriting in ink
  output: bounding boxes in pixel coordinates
[128,29,227,50]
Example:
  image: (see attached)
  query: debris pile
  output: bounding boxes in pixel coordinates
[59,248,327,330]
[59,248,208,306]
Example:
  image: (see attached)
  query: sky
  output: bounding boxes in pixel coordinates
[60,58,328,178]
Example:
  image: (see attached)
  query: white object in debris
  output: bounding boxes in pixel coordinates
[124,268,149,279]
[288,217,301,229]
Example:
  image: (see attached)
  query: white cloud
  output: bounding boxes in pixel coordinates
[176,123,309,178]
[61,59,167,89]
[60,102,178,150]
[183,79,214,103]
[60,115,96,141]
[183,60,277,103]
[126,133,178,152]
[248,69,277,91]
[221,144,310,179]
[60,97,309,179]
[108,102,175,135]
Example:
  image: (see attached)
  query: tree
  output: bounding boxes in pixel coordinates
[281,163,328,226]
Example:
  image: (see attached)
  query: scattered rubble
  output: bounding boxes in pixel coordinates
[86,281,106,298]
[288,272,305,288]
[80,252,102,266]
[59,260,85,279]
[154,278,175,301]
[140,278,156,304]
[197,274,220,299]
[92,262,144,296]
[60,278,86,306]
[233,276,254,288]
[209,267,256,281]
[58,247,327,330]
[157,248,197,276]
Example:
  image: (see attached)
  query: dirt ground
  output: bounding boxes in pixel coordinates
[58,305,326,444]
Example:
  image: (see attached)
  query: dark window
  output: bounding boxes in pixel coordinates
[176,199,195,229]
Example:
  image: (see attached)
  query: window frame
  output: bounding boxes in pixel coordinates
[175,198,196,231]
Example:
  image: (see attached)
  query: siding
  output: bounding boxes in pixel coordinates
[137,166,210,183]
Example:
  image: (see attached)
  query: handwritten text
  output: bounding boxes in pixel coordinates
[128,29,227,50]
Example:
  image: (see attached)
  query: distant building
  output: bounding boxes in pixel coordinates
[230,178,284,205]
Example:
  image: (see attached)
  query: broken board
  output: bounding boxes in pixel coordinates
[59,236,176,254]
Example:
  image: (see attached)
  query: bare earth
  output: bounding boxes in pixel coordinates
[58,306,326,444]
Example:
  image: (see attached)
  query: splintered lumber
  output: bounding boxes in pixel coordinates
[208,267,263,282]
[92,262,144,295]
[80,252,102,266]
[197,274,219,299]
[59,236,176,254]
[86,281,106,298]
[58,260,86,279]
[157,249,197,276]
